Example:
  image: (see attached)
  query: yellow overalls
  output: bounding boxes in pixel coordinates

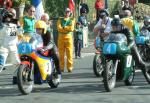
[57,17,75,72]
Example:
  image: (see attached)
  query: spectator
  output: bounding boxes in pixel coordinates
[40,13,55,44]
[74,22,83,59]
[80,0,89,15]
[0,0,12,9]
[95,0,105,22]
[78,8,88,27]
[19,5,36,42]
[57,8,75,73]
[93,9,112,41]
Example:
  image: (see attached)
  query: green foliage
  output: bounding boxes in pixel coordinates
[44,0,69,18]
[108,0,120,18]
[13,0,31,7]
[133,3,150,22]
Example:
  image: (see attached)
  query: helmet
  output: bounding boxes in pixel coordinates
[99,9,109,16]
[111,18,122,26]
[144,16,150,26]
[35,20,47,34]
[0,8,13,22]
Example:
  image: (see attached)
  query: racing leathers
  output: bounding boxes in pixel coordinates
[39,30,61,75]
[111,24,150,69]
[0,23,21,70]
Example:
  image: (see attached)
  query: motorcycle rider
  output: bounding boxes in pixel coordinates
[34,20,61,81]
[141,16,150,32]
[121,7,140,37]
[111,18,150,70]
[0,9,21,71]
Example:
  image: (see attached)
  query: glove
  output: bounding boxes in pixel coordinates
[39,48,46,54]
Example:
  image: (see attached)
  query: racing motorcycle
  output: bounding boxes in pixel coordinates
[102,33,135,92]
[17,35,61,95]
[135,29,150,83]
[93,36,104,77]
[136,29,150,61]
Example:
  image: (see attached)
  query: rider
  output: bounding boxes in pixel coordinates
[0,9,21,71]
[35,20,61,79]
[111,18,150,70]
[141,16,150,32]
[121,7,140,37]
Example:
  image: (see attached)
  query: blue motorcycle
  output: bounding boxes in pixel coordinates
[135,29,150,83]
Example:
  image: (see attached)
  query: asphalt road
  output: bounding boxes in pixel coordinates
[0,44,150,103]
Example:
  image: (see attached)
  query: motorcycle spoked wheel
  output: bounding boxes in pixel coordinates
[47,64,61,88]
[103,60,116,92]
[93,54,104,77]
[17,64,34,95]
[124,66,135,86]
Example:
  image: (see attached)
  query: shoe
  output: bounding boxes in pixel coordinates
[67,68,73,73]
[53,74,61,84]
[61,69,64,72]
[75,56,77,59]
[57,74,61,83]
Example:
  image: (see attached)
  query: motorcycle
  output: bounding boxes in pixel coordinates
[135,29,150,61]
[102,33,135,92]
[135,29,150,83]
[17,35,61,95]
[93,36,104,77]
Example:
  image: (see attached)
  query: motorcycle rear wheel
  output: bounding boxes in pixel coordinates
[124,66,135,86]
[103,60,116,92]
[141,68,150,84]
[93,54,104,77]
[17,64,34,95]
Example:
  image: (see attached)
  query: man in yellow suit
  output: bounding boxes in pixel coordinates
[57,8,75,72]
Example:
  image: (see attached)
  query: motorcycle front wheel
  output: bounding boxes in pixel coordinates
[103,60,116,92]
[17,64,34,95]
[93,54,104,77]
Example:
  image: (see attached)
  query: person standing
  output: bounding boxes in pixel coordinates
[93,9,112,41]
[19,5,36,42]
[94,0,105,22]
[57,8,75,73]
[74,22,83,58]
[80,0,89,15]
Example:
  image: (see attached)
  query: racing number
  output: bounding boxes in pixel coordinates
[10,28,17,36]
[126,55,132,67]
[10,31,17,36]
[106,44,112,53]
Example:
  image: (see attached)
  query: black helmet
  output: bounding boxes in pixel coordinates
[111,18,122,26]
[0,8,13,22]
[99,9,109,16]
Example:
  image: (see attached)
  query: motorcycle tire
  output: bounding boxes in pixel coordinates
[124,66,135,86]
[17,64,34,95]
[103,60,116,92]
[93,54,104,77]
